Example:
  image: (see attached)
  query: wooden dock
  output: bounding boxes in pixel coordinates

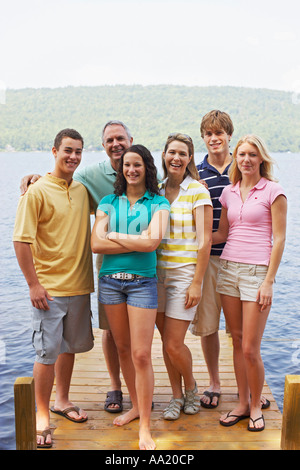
[48,328,282,451]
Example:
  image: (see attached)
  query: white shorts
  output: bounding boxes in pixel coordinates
[157,264,198,321]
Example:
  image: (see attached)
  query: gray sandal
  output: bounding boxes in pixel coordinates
[184,383,200,415]
[163,397,184,420]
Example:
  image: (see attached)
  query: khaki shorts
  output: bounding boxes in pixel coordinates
[157,264,198,321]
[216,259,268,301]
[96,254,110,330]
[190,256,222,337]
[32,294,94,365]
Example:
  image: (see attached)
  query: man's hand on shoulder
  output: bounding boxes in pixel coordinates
[20,174,42,195]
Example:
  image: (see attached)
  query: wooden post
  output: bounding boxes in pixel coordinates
[281,375,300,450]
[14,377,36,450]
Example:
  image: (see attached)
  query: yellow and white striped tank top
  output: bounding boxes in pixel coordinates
[157,175,212,269]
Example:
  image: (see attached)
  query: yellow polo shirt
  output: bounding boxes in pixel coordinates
[13,173,94,296]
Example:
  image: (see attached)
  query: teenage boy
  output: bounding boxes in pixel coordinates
[13,129,94,448]
[191,110,233,408]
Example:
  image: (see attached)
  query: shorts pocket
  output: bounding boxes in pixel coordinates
[32,319,46,357]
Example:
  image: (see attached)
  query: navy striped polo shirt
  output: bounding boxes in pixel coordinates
[197,155,232,256]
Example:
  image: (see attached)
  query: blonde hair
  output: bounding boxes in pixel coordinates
[229,134,277,185]
[162,133,199,180]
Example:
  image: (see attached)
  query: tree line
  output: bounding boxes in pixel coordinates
[0,85,299,153]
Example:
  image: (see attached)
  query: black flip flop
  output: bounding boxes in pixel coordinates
[247,415,265,432]
[200,390,220,408]
[220,411,250,427]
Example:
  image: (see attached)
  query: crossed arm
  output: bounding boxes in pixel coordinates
[91,209,170,254]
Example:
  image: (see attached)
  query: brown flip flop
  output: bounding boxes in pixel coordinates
[50,405,88,422]
[36,427,52,448]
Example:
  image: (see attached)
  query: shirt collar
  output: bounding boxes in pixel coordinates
[202,154,232,174]
[160,175,192,192]
[121,189,152,201]
[104,158,117,175]
[46,172,72,188]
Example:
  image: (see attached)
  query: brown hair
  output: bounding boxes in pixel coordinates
[200,110,234,137]
[54,128,84,150]
[162,133,199,180]
[114,144,160,196]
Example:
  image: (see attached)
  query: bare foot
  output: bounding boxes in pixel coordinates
[113,408,139,426]
[139,427,156,450]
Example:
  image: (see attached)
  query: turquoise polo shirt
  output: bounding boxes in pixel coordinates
[97,191,170,277]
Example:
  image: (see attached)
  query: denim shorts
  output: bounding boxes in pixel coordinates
[99,275,158,309]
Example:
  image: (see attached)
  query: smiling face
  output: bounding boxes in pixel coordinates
[52,137,83,181]
[123,152,146,189]
[102,124,133,170]
[203,128,231,157]
[163,140,191,180]
[236,142,263,179]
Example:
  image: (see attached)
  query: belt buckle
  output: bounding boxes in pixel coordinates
[123,273,133,280]
[113,272,134,280]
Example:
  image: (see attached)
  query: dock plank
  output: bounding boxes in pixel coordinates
[48,329,282,450]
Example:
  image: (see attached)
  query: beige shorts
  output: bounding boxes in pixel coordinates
[157,264,198,321]
[190,256,222,337]
[96,254,110,330]
[216,259,268,301]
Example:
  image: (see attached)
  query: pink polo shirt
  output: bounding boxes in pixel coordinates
[219,177,286,266]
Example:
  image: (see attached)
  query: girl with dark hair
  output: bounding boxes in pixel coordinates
[91,144,170,450]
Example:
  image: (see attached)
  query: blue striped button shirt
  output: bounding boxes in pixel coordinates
[197,155,232,256]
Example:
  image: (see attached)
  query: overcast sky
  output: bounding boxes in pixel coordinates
[1,0,300,93]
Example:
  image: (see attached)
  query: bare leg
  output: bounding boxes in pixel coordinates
[242,301,270,428]
[53,353,88,420]
[156,312,183,399]
[104,303,139,424]
[33,361,54,446]
[219,295,250,424]
[105,302,156,450]
[200,331,221,406]
[159,315,196,393]
[127,305,156,450]
[102,329,122,410]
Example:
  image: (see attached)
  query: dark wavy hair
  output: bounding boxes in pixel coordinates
[114,144,160,196]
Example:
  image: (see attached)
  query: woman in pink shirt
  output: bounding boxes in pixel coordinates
[213,135,287,432]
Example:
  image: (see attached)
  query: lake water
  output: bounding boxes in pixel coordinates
[0,151,299,450]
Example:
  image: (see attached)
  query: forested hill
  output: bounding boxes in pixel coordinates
[0,85,299,153]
